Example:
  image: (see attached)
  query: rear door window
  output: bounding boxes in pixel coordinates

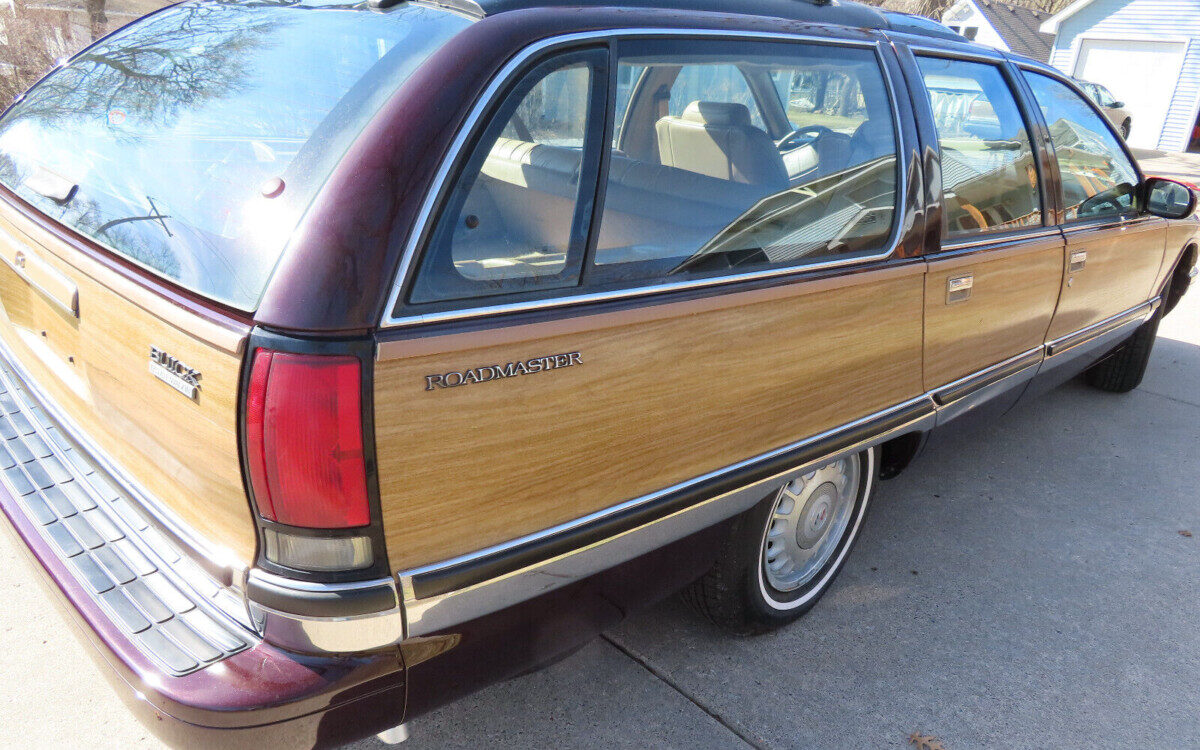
[0,1,470,310]
[1022,72,1138,222]
[915,56,1043,238]
[589,39,898,286]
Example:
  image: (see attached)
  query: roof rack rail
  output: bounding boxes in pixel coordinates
[372,0,486,14]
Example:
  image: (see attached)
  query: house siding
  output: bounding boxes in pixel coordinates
[1048,0,1200,150]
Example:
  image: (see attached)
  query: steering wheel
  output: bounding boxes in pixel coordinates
[1078,183,1134,217]
[777,124,835,152]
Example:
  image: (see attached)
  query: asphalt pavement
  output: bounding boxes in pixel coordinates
[2,261,1198,750]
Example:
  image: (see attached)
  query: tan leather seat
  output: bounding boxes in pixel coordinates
[655,101,788,188]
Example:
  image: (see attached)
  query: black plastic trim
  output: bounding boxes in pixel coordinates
[408,396,933,599]
[246,575,398,619]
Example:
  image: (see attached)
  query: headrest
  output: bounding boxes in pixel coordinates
[681,101,753,128]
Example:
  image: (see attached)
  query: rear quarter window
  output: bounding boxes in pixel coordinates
[0,0,470,310]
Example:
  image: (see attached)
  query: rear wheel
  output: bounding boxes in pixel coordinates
[683,447,876,635]
[1085,307,1161,393]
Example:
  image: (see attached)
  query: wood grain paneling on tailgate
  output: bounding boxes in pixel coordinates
[0,203,256,566]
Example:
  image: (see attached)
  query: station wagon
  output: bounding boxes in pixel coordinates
[0,0,1195,746]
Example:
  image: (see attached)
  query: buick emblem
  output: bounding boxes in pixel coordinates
[149,346,201,400]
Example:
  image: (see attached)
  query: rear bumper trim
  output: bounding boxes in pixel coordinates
[0,356,408,745]
[247,569,399,619]
[0,355,252,676]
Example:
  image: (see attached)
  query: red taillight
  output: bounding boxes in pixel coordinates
[245,349,370,529]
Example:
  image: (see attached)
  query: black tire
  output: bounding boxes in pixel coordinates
[682,447,877,635]
[1120,120,1131,140]
[1085,308,1161,393]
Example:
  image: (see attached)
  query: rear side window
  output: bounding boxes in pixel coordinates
[1022,72,1138,222]
[592,40,897,285]
[0,1,470,310]
[409,51,605,304]
[916,56,1042,237]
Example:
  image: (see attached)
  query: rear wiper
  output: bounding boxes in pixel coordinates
[97,196,173,238]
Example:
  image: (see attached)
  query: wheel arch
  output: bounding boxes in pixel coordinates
[1163,241,1197,317]
[878,430,927,480]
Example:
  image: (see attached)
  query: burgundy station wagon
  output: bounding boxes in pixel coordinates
[0,0,1195,746]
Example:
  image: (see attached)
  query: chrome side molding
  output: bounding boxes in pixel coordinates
[1044,298,1158,358]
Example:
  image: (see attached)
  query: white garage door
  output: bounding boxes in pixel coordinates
[1074,38,1186,149]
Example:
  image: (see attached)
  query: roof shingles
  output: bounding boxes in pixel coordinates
[972,0,1055,62]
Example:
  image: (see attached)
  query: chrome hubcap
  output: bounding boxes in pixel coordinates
[762,457,860,592]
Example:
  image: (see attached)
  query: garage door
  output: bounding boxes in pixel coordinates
[1074,38,1186,149]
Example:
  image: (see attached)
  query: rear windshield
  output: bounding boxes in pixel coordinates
[0,0,470,310]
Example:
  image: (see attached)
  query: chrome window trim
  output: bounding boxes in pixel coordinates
[937,227,1061,254]
[1059,214,1158,234]
[379,27,907,330]
[1011,64,1147,192]
[908,50,1054,242]
[905,43,1006,63]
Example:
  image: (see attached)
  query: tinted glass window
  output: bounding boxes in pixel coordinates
[409,53,602,304]
[770,69,871,134]
[1023,72,1138,222]
[916,57,1042,237]
[669,65,767,131]
[0,1,469,310]
[591,41,896,286]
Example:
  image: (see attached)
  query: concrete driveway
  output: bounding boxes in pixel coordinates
[2,277,1199,749]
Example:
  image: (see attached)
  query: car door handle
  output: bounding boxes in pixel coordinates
[1069,251,1088,273]
[946,274,973,304]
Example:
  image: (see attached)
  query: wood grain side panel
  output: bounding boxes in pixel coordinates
[924,237,1064,388]
[0,207,256,565]
[375,266,925,572]
[1048,219,1166,341]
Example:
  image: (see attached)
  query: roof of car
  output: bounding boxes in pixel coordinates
[415,0,964,42]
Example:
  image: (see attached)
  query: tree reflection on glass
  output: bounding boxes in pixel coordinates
[0,0,471,309]
[14,3,276,130]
